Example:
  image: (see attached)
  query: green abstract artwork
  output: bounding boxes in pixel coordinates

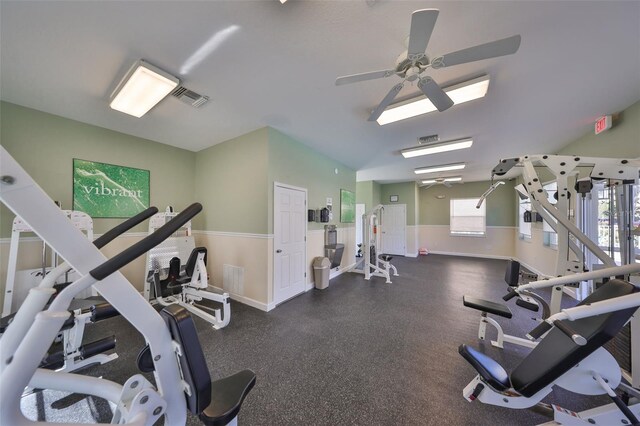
[73,159,150,218]
[340,189,355,223]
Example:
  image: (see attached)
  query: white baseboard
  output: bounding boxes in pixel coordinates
[428,251,511,261]
[405,252,418,258]
[209,285,270,312]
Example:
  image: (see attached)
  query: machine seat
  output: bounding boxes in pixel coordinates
[458,344,510,391]
[379,254,393,262]
[510,278,637,397]
[160,304,255,425]
[463,295,513,319]
[200,370,256,426]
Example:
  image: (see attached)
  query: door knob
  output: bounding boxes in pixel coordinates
[276,249,282,253]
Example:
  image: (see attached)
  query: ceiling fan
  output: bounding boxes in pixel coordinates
[420,177,463,189]
[335,9,521,121]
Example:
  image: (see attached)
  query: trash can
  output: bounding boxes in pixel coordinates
[313,257,331,290]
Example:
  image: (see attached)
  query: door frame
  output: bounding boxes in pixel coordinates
[382,203,407,256]
[273,181,308,306]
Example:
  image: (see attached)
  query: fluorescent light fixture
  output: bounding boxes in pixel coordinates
[421,176,462,184]
[280,0,288,3]
[414,163,466,175]
[401,138,473,159]
[377,75,490,125]
[110,60,180,118]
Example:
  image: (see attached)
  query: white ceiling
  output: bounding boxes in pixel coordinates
[1,1,639,184]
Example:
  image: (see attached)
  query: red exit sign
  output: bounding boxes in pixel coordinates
[595,115,612,135]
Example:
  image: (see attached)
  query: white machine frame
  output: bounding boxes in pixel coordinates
[3,210,93,317]
[143,210,230,330]
[0,146,188,425]
[491,154,638,314]
[463,347,637,425]
[2,211,118,373]
[352,204,398,284]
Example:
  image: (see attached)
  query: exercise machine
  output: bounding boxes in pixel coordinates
[351,204,398,283]
[460,277,640,425]
[144,208,230,330]
[3,209,93,317]
[486,154,639,314]
[0,146,255,425]
[1,211,120,373]
[463,259,546,349]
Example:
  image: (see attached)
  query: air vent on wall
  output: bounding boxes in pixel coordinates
[171,86,209,108]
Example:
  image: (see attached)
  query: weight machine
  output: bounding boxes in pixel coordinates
[0,146,255,425]
[143,208,230,330]
[1,211,119,373]
[351,204,398,283]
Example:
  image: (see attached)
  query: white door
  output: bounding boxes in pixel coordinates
[382,204,406,255]
[274,184,307,305]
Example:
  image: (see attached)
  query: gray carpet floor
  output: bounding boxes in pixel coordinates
[21,254,611,425]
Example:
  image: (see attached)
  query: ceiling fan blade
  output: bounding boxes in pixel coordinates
[335,69,395,86]
[368,83,404,122]
[418,77,454,112]
[435,34,521,68]
[420,183,436,189]
[407,9,439,56]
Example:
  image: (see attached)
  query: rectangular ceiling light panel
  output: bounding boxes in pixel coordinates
[401,138,473,159]
[110,60,180,118]
[377,75,490,125]
[414,163,466,175]
[421,176,462,184]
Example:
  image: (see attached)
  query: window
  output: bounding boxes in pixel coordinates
[543,182,558,247]
[450,198,486,236]
[519,197,531,240]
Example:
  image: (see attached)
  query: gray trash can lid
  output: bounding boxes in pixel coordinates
[313,257,331,268]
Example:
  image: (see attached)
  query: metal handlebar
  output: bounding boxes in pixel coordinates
[89,203,202,281]
[92,207,159,249]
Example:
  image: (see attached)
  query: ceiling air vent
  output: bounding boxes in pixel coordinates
[171,86,209,108]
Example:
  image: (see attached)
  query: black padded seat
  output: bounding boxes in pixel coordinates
[185,247,207,279]
[458,344,510,391]
[380,254,393,262]
[160,304,255,425]
[463,295,513,318]
[160,304,212,414]
[200,370,256,426]
[510,278,637,397]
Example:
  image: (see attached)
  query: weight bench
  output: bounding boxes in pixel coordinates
[460,278,640,425]
[463,260,546,349]
[138,304,255,425]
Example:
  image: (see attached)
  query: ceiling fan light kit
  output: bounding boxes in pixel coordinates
[377,75,490,125]
[401,138,473,159]
[334,8,520,123]
[109,60,180,118]
[422,176,462,184]
[414,162,466,175]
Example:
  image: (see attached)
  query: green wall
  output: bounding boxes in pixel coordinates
[355,180,381,213]
[267,128,356,232]
[419,180,516,227]
[194,128,269,234]
[557,100,640,158]
[0,102,197,236]
[379,182,418,226]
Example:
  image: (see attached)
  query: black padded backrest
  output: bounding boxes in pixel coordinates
[510,279,637,397]
[186,247,208,278]
[505,260,520,286]
[160,304,211,414]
